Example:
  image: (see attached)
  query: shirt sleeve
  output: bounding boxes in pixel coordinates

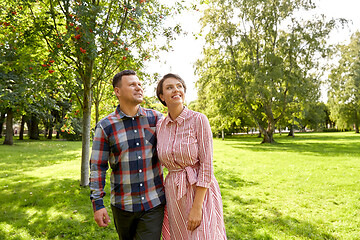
[195,113,213,188]
[155,110,164,124]
[89,123,110,211]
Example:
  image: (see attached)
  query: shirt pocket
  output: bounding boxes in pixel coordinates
[143,127,156,146]
[178,129,198,161]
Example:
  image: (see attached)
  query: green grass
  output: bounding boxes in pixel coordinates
[0,139,117,239]
[0,132,359,239]
[213,132,360,240]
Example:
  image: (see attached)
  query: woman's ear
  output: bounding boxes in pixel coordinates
[159,94,165,102]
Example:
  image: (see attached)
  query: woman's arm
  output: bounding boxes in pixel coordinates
[187,186,207,231]
[187,113,214,231]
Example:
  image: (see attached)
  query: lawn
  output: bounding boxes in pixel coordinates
[0,132,359,239]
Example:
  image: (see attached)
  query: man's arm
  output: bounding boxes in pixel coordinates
[89,124,110,227]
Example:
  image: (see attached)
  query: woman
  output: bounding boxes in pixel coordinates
[156,73,227,239]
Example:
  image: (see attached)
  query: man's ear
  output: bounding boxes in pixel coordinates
[114,87,121,98]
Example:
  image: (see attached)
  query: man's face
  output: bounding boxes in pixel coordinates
[114,75,144,105]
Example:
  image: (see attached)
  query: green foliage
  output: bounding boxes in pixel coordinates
[59,116,83,141]
[142,96,167,115]
[297,101,328,131]
[196,0,339,142]
[328,31,360,133]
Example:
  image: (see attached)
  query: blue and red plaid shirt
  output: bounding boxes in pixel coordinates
[89,105,165,212]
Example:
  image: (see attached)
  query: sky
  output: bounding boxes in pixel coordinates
[145,0,360,103]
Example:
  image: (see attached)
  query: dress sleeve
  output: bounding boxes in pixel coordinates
[89,123,110,211]
[195,113,213,188]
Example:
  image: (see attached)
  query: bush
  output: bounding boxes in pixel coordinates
[322,128,351,132]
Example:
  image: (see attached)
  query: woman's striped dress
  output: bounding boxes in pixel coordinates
[156,107,227,240]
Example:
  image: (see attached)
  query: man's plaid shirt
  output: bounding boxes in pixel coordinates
[90,105,165,212]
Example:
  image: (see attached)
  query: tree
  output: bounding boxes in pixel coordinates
[0,2,36,145]
[328,31,360,133]
[0,0,61,144]
[196,0,338,143]
[26,0,183,186]
[297,101,327,131]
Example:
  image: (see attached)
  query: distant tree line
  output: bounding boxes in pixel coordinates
[192,0,359,143]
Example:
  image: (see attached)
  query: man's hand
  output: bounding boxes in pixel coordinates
[94,208,111,227]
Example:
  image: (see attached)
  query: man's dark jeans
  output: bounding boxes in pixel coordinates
[111,204,165,240]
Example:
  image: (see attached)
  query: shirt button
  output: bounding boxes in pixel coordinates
[139,169,142,173]
[132,117,135,120]
[136,142,139,146]
[141,197,144,200]
[134,130,137,133]
[138,156,141,159]
[140,183,143,187]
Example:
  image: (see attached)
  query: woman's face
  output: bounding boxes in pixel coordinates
[160,77,185,107]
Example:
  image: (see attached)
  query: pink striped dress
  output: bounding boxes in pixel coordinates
[156,107,227,240]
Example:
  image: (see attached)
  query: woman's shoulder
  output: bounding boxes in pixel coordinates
[187,109,209,122]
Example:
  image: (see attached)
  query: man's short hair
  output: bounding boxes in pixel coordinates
[112,70,136,88]
[156,73,187,106]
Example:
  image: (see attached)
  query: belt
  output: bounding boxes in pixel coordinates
[168,166,198,200]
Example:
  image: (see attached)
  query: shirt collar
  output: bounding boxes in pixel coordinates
[164,106,189,125]
[115,105,146,119]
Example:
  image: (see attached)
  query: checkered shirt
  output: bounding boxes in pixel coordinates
[89,105,165,212]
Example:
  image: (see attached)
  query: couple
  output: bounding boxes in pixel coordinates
[89,70,227,240]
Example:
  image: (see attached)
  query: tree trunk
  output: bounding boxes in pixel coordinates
[0,112,5,138]
[288,124,294,137]
[44,126,48,138]
[261,123,276,143]
[48,127,53,139]
[80,66,93,187]
[19,115,25,140]
[3,108,13,145]
[354,111,359,133]
[262,131,275,143]
[95,100,100,125]
[29,115,40,140]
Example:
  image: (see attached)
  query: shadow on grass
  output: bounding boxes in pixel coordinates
[0,176,117,240]
[216,168,337,240]
[223,132,360,157]
[224,209,337,240]
[0,139,117,239]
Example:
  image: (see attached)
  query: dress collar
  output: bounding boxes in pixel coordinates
[115,105,146,119]
[164,106,189,125]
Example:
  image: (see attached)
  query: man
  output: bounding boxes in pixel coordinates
[89,70,165,240]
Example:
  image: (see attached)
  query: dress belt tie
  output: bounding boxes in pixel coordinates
[169,166,198,200]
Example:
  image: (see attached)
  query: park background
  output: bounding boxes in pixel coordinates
[1,0,360,239]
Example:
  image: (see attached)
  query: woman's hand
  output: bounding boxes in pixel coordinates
[187,205,202,231]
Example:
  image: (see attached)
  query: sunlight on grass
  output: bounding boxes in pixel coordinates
[213,132,360,239]
[1,132,360,239]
